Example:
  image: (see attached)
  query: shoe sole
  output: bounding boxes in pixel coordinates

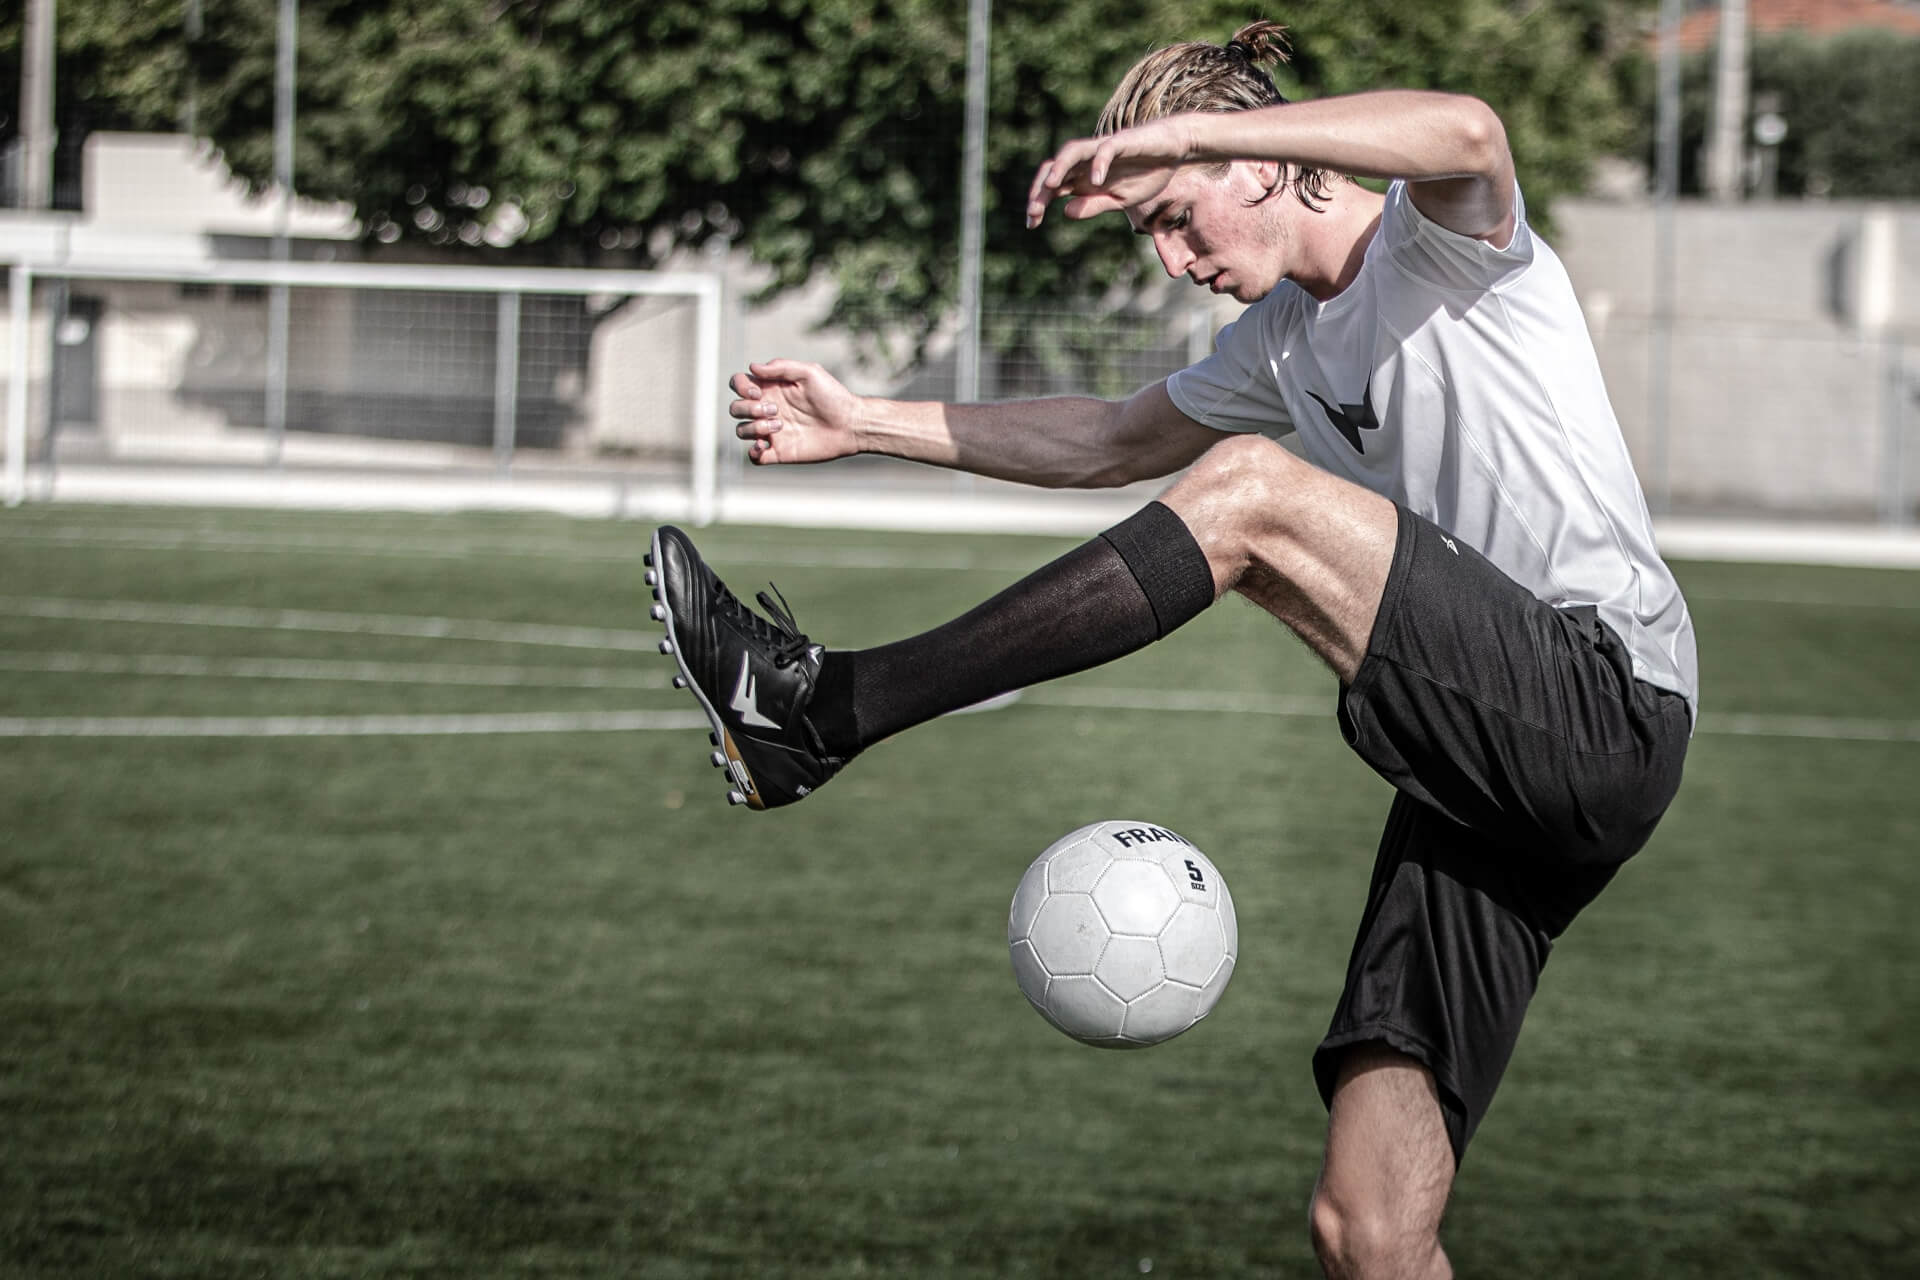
[646,528,768,811]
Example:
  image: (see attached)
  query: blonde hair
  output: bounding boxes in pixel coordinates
[1097,20,1336,211]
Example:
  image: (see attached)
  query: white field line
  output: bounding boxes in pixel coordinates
[1024,687,1331,718]
[1683,588,1920,612]
[1705,713,1920,743]
[0,677,1911,742]
[6,523,1920,605]
[1024,686,1920,744]
[0,710,706,738]
[1,596,656,651]
[0,651,659,689]
[0,523,1040,573]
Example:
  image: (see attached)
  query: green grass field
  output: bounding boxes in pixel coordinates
[2,503,1916,1277]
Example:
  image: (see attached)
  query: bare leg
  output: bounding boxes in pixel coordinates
[1159,433,1398,684]
[789,433,1397,756]
[1308,1044,1457,1280]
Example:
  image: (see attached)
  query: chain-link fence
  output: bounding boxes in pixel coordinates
[3,200,1916,529]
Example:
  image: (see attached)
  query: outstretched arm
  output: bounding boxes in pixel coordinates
[730,361,1221,489]
[1028,90,1516,246]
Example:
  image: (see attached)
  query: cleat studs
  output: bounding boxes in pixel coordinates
[658,639,674,655]
[672,674,688,689]
[650,604,666,621]
[709,731,720,746]
[727,790,747,806]
[644,552,653,567]
[711,751,727,768]
[644,569,657,587]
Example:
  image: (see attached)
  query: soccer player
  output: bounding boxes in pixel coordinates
[647,21,1694,1278]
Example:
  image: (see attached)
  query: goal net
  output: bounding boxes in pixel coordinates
[4,259,722,521]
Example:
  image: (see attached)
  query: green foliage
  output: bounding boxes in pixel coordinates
[4,0,1643,352]
[1622,30,1920,198]
[1168,0,1638,223]
[1753,31,1920,198]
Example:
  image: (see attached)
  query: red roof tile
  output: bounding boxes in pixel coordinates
[1665,0,1920,53]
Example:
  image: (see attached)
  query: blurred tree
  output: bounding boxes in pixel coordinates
[2,0,1646,357]
[1620,31,1920,199]
[1765,33,1920,199]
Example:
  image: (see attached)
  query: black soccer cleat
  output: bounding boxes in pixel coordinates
[646,525,848,810]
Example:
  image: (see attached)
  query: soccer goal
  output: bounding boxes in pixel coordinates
[3,257,723,521]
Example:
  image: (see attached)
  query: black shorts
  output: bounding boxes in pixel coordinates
[1314,505,1691,1163]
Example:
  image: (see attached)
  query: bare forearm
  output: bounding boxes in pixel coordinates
[1185,90,1507,183]
[855,395,1140,488]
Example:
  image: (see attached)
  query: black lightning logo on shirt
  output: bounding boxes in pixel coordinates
[1306,379,1380,454]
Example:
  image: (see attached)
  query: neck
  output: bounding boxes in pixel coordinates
[1294,183,1386,302]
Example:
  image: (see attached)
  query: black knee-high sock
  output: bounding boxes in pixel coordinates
[806,502,1215,754]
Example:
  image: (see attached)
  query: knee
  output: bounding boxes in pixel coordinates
[1167,433,1307,556]
[1183,432,1302,503]
[1308,1185,1447,1280]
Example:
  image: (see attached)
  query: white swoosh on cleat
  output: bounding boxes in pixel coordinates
[730,651,782,729]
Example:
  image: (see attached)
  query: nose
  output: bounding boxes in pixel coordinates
[1152,233,1194,280]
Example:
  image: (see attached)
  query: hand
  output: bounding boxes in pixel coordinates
[728,359,863,466]
[1025,116,1200,227]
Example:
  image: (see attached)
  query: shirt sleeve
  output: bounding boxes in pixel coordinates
[1164,306,1296,439]
[1379,178,1534,293]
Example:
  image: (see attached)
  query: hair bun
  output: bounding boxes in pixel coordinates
[1227,20,1294,67]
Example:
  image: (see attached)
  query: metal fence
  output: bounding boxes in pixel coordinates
[0,251,1208,530]
[3,205,1917,531]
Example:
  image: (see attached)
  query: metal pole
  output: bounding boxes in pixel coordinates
[6,266,32,506]
[184,0,204,136]
[19,0,55,211]
[955,0,991,405]
[1885,335,1908,527]
[265,0,296,464]
[689,276,721,527]
[1706,0,1749,202]
[1649,0,1682,515]
[493,292,521,473]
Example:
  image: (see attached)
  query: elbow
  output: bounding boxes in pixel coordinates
[1454,96,1509,177]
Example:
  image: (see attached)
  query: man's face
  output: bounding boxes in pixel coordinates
[1126,162,1292,303]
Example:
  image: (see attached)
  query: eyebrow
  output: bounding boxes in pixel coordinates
[1130,200,1176,236]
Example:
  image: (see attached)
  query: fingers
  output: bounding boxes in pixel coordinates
[1026,135,1138,227]
[729,394,782,423]
[729,362,800,427]
[748,358,815,383]
[1027,138,1100,228]
[730,358,817,400]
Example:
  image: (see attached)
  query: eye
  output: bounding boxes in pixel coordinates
[1167,212,1190,231]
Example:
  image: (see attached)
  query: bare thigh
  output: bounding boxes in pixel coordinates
[1157,434,1397,684]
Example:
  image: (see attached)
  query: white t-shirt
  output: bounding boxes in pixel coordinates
[1166,180,1698,711]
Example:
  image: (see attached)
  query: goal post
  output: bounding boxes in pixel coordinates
[3,257,723,522]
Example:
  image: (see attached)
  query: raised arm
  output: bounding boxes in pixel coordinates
[1028,90,1516,246]
[730,361,1220,489]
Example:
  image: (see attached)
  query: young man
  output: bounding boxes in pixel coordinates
[646,21,1695,1278]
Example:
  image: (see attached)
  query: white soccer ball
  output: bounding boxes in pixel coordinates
[1008,820,1237,1049]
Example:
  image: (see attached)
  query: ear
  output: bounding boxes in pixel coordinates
[1246,159,1286,200]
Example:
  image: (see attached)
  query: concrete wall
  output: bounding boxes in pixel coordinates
[1549,199,1917,516]
[6,125,1914,515]
[720,200,1918,518]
